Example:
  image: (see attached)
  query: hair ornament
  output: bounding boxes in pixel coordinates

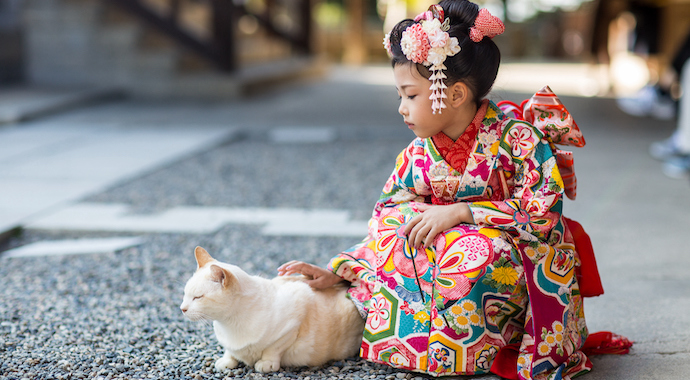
[383,4,460,114]
[469,8,505,43]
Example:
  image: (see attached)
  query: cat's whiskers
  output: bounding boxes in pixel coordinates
[185,311,213,327]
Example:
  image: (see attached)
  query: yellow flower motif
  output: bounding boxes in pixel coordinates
[485,107,497,119]
[414,311,430,324]
[553,321,564,333]
[537,245,550,255]
[433,317,445,327]
[451,305,463,315]
[545,335,556,345]
[469,314,482,326]
[524,246,537,260]
[555,333,564,342]
[461,300,477,312]
[491,266,519,286]
[456,315,470,327]
[538,342,552,355]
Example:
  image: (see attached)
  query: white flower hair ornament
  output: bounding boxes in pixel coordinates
[383,5,504,114]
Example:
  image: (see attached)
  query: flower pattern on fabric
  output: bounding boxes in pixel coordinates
[328,101,590,379]
[508,126,537,157]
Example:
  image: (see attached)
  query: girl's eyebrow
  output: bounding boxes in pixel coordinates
[397,84,415,91]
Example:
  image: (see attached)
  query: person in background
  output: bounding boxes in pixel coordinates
[649,31,690,179]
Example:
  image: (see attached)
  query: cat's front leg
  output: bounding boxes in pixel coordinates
[255,358,280,373]
[214,351,239,371]
[254,329,299,373]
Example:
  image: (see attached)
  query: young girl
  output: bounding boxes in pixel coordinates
[279,1,598,378]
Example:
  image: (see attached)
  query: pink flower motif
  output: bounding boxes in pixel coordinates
[427,29,449,48]
[414,10,433,22]
[368,296,390,330]
[383,33,392,56]
[400,23,429,64]
[508,126,536,157]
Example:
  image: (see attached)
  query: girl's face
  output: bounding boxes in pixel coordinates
[394,64,457,139]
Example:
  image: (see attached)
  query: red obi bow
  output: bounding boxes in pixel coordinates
[498,86,584,200]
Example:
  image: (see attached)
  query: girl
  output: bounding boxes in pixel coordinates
[279,1,601,378]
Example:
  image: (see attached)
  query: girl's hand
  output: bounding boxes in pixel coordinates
[277,261,344,289]
[404,203,474,249]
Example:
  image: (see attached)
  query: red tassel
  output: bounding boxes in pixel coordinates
[490,343,520,380]
[582,331,634,355]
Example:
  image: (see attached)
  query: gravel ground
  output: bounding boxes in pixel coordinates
[0,130,500,380]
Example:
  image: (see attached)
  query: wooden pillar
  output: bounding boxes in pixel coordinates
[343,0,366,65]
[210,0,237,71]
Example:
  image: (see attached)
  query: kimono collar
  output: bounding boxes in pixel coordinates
[430,100,489,173]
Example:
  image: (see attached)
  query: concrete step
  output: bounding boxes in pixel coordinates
[129,55,328,99]
[0,86,123,125]
[21,0,325,100]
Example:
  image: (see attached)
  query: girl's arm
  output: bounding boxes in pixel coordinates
[277,261,344,289]
[405,123,565,248]
[468,125,564,241]
[404,203,473,249]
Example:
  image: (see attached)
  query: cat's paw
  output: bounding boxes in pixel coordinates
[254,359,280,373]
[214,356,239,370]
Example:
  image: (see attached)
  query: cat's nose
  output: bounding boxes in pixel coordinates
[180,305,188,313]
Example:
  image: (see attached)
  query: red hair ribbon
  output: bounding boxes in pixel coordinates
[469,8,505,42]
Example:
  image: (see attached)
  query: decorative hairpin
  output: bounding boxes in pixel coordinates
[383,5,460,114]
[469,8,505,42]
[383,5,504,115]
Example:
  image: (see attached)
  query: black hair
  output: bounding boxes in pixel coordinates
[388,0,501,103]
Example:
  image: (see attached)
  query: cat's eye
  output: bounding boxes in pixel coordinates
[193,296,203,301]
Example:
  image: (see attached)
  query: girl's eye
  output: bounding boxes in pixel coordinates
[407,95,417,100]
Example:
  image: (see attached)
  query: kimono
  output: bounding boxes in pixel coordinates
[328,98,593,379]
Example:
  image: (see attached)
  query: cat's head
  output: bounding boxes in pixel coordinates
[180,246,243,322]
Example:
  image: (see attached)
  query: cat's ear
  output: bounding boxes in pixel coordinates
[209,264,234,288]
[194,246,215,269]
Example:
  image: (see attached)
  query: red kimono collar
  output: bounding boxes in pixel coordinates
[430,99,489,173]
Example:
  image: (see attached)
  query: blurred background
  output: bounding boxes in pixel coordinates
[1,0,689,100]
[2,3,690,379]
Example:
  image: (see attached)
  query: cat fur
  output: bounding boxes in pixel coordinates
[180,247,364,373]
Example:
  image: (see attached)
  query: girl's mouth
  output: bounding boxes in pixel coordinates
[405,122,415,129]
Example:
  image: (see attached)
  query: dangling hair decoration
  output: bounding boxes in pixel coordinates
[382,4,460,114]
[469,8,505,42]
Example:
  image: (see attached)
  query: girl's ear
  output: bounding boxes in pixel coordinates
[448,82,472,108]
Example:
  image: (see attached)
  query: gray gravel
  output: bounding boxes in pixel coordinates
[0,131,499,380]
[0,65,514,380]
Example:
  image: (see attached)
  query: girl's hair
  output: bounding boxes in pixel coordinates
[388,0,501,102]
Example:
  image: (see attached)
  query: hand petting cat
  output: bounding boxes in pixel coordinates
[277,261,344,289]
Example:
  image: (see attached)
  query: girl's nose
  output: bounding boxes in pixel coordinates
[398,102,407,117]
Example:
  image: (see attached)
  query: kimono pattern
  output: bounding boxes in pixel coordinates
[328,101,591,379]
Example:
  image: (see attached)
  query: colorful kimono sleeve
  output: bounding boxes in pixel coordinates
[328,237,377,286]
[327,141,425,309]
[327,236,378,314]
[468,120,565,241]
[373,140,426,217]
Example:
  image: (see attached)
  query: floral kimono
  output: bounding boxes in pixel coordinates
[328,96,594,379]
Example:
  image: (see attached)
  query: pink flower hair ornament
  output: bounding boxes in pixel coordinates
[383,5,503,114]
[469,8,505,42]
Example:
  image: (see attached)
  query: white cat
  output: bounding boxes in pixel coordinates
[180,247,365,373]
